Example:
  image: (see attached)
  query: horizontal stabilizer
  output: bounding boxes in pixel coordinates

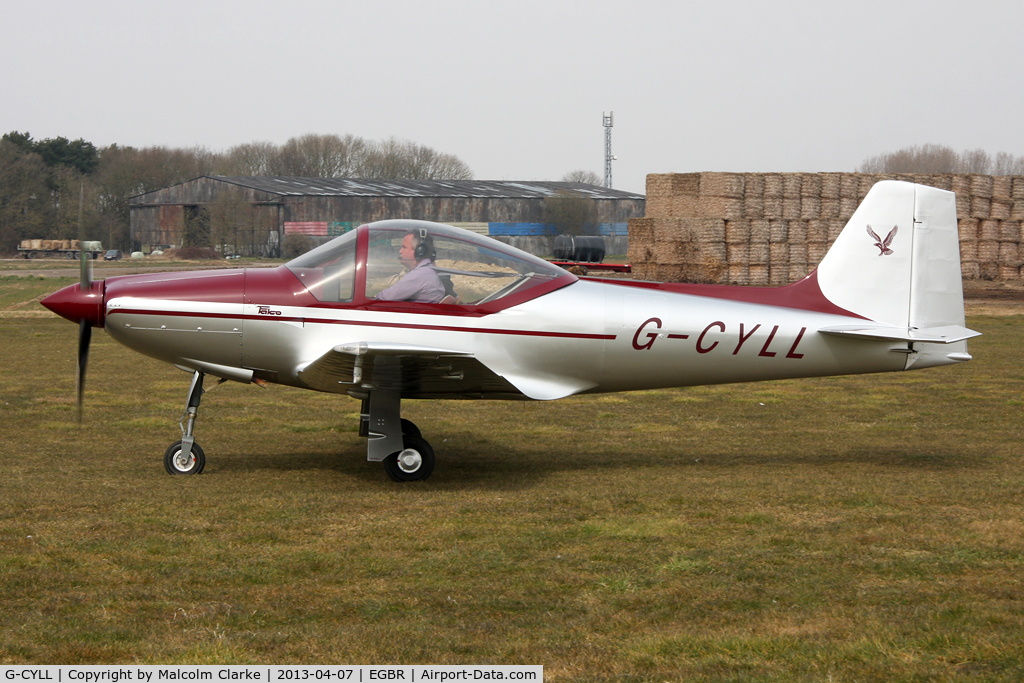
[819,324,981,344]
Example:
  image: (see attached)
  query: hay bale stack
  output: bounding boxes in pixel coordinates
[990,201,1011,220]
[629,217,654,243]
[980,219,1001,241]
[744,196,764,218]
[807,220,829,243]
[749,219,770,243]
[993,176,1013,200]
[770,220,789,243]
[808,242,828,264]
[697,196,745,219]
[727,242,750,265]
[978,240,999,262]
[839,174,860,198]
[971,174,994,198]
[783,198,802,220]
[769,263,789,285]
[858,174,880,198]
[999,264,1021,281]
[962,262,981,279]
[971,197,992,219]
[801,196,821,219]
[637,170,1023,285]
[820,198,839,218]
[763,174,783,198]
[728,263,750,285]
[783,174,802,198]
[839,198,859,220]
[748,242,770,265]
[800,173,822,197]
[998,241,1019,264]
[743,173,765,196]
[725,220,750,244]
[748,264,769,286]
[955,193,972,220]
[699,172,745,198]
[960,241,979,262]
[958,219,979,242]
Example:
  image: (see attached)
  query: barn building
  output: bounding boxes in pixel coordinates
[129,176,645,257]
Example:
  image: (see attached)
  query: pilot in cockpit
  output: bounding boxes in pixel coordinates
[376,229,448,303]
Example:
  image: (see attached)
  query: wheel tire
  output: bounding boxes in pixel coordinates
[383,435,435,482]
[400,418,422,439]
[164,440,206,475]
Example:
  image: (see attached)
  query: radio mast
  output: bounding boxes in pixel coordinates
[603,112,614,188]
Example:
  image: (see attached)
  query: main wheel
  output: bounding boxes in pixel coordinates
[164,440,206,475]
[383,435,435,482]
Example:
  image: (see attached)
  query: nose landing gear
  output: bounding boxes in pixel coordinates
[164,370,206,475]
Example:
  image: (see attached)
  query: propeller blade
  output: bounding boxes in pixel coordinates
[76,179,91,423]
[77,320,92,423]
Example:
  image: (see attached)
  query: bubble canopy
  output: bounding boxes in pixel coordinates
[284,220,574,309]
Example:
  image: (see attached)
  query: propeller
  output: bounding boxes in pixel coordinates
[39,181,105,422]
[76,181,91,423]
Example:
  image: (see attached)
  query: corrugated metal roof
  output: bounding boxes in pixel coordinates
[210,176,645,200]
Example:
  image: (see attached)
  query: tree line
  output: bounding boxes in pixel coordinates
[858,144,1024,175]
[0,132,473,254]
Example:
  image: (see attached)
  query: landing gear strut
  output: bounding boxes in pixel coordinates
[359,390,435,482]
[164,370,206,475]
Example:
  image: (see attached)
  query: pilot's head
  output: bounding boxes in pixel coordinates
[399,230,435,269]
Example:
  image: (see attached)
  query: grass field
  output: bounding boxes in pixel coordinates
[1,282,1022,680]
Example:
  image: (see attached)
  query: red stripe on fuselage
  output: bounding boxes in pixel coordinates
[107,308,616,340]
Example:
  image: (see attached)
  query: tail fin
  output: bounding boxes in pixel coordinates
[816,180,979,368]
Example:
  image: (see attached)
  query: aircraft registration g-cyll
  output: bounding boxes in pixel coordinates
[43,180,980,481]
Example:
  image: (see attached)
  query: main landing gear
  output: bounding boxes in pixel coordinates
[359,390,435,482]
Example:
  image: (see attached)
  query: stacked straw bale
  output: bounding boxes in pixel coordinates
[628,171,1024,284]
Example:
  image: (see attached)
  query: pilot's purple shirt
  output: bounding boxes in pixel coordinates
[377,260,446,303]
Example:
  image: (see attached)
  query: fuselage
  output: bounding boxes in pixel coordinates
[93,265,905,401]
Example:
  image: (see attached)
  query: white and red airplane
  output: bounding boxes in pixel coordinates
[43,181,979,481]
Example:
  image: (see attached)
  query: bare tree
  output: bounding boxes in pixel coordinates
[858,144,961,173]
[561,169,602,185]
[270,133,371,177]
[362,137,472,180]
[219,141,279,176]
[858,144,1024,174]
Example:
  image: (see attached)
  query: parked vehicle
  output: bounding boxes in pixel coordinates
[104,250,123,261]
[18,239,103,260]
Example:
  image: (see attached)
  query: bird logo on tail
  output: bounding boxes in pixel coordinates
[867,225,898,256]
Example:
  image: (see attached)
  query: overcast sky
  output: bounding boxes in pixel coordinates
[2,0,1022,194]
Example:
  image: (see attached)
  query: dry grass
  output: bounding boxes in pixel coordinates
[1,299,1023,679]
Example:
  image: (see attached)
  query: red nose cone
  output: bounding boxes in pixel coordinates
[41,280,105,328]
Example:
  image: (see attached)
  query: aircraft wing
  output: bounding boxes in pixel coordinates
[296,342,527,399]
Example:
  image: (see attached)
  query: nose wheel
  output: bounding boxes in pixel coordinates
[165,370,206,475]
[164,440,206,474]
